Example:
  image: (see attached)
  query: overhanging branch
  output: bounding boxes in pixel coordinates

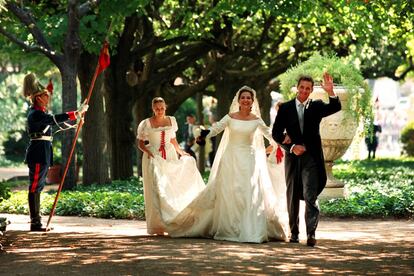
[0,26,40,52]
[5,1,60,63]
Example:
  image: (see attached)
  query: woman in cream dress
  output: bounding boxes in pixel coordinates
[136,97,205,235]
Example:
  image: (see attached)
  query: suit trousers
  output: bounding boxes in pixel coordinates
[286,152,320,237]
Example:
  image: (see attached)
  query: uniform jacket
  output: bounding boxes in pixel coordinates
[25,105,75,165]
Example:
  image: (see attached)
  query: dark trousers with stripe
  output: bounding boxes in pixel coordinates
[28,163,48,193]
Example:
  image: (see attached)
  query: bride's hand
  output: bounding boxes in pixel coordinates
[146,151,154,159]
[282,134,291,144]
[265,145,274,155]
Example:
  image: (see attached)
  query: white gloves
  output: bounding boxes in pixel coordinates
[78,102,89,113]
[75,101,89,119]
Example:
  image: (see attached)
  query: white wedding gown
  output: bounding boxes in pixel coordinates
[138,115,288,242]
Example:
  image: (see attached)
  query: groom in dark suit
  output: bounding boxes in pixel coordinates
[272,73,341,246]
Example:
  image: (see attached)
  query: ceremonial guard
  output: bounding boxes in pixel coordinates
[23,73,88,231]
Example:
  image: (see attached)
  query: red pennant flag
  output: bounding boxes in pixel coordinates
[97,40,110,74]
[46,79,53,94]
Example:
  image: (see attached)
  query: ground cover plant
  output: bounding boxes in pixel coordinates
[0,158,413,219]
[1,178,146,220]
[320,158,414,218]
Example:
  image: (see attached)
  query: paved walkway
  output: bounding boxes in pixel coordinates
[0,167,27,182]
[1,214,413,275]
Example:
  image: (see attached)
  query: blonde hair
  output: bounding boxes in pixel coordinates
[152,97,166,106]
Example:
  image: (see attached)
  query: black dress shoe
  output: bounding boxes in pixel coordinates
[30,225,49,232]
[289,234,299,243]
[307,236,317,247]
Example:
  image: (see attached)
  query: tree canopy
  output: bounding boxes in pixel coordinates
[1,0,413,182]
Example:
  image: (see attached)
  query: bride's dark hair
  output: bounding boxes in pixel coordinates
[237,86,255,101]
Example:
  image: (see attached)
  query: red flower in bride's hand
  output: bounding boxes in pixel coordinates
[276,145,284,164]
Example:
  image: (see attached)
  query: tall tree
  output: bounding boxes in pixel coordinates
[0,0,99,189]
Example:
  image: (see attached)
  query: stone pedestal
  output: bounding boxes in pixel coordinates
[310,86,359,197]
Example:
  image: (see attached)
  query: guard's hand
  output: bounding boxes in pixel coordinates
[75,101,89,119]
[78,102,89,114]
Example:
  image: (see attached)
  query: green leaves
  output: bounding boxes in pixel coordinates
[400,122,414,157]
[0,177,146,220]
[0,181,11,203]
[320,158,414,218]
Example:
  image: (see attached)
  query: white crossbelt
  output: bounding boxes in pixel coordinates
[30,136,53,141]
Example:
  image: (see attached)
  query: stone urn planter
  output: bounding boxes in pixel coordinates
[310,86,359,194]
[279,54,373,198]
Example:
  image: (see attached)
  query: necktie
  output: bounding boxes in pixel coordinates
[298,103,304,133]
[188,124,193,138]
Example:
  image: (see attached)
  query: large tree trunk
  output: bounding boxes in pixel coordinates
[133,91,154,177]
[212,76,241,149]
[60,0,82,190]
[251,80,272,125]
[215,76,243,119]
[60,66,78,190]
[78,52,110,185]
[105,66,135,180]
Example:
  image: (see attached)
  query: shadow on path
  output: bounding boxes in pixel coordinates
[1,215,413,275]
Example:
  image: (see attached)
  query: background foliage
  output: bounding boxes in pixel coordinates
[1,0,413,184]
[1,159,413,220]
[321,158,414,218]
[400,121,414,157]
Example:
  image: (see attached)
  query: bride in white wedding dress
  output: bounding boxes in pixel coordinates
[137,88,289,243]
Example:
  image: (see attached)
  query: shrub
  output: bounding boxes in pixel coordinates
[0,177,146,220]
[1,161,413,219]
[400,121,414,157]
[0,181,11,204]
[320,158,414,218]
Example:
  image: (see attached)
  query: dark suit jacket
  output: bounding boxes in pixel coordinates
[272,96,341,195]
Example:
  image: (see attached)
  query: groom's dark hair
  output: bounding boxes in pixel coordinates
[297,75,314,87]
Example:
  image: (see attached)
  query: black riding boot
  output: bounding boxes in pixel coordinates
[28,192,47,232]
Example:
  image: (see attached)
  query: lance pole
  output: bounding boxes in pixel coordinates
[46,46,107,230]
